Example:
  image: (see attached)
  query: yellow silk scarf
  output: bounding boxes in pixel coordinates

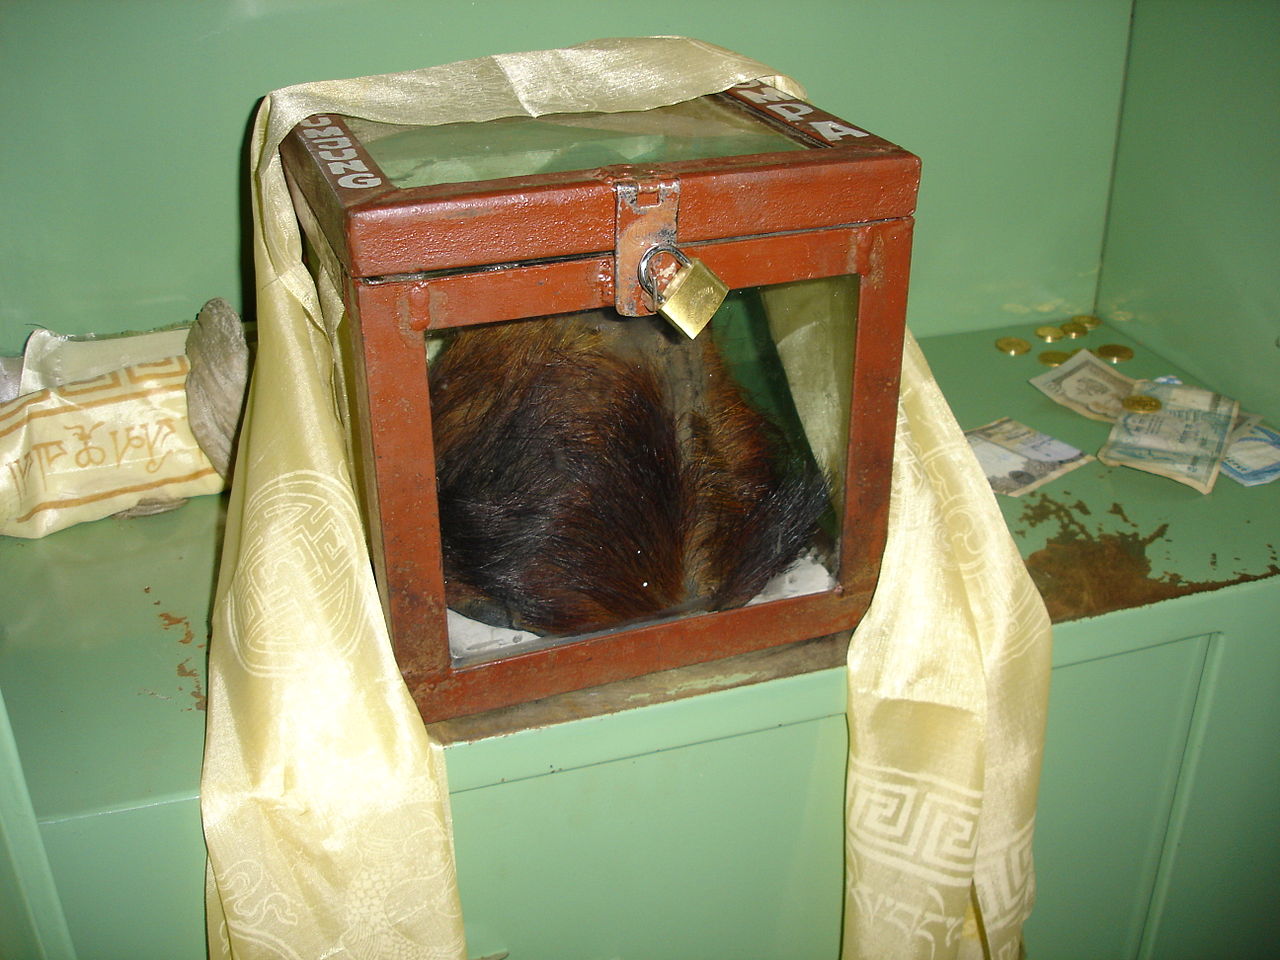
[201,37,1050,959]
[844,333,1051,960]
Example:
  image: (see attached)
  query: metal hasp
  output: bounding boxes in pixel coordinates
[614,178,680,316]
[279,83,921,722]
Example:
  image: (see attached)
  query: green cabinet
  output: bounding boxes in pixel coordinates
[1129,585,1280,960]
[1026,584,1280,960]
[449,700,847,960]
[2,2,1278,957]
[1030,632,1211,958]
[2,319,1278,959]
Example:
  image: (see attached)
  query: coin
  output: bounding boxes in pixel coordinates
[995,336,1031,355]
[1038,350,1071,367]
[1035,325,1064,342]
[1096,343,1135,363]
[1122,395,1162,412]
[1071,314,1102,330]
[1060,320,1088,338]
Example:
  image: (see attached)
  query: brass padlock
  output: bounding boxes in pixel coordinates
[637,244,729,339]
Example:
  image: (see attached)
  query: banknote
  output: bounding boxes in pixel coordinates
[1229,410,1263,443]
[965,417,1092,496]
[1029,349,1136,422]
[1097,381,1239,493]
[1222,422,1280,486]
[1144,381,1259,439]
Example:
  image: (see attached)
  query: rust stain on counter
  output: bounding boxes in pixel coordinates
[176,657,207,712]
[157,610,208,711]
[1015,494,1279,622]
[157,611,195,644]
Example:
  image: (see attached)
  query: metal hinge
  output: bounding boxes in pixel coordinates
[613,177,680,316]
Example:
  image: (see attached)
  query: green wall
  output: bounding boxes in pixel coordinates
[1,0,1131,355]
[1098,0,1280,419]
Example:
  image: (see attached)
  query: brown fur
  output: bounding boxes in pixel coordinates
[429,311,827,636]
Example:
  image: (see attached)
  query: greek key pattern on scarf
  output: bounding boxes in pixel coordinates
[846,756,983,886]
[974,815,1037,937]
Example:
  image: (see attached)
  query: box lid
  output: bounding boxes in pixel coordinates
[281,84,920,280]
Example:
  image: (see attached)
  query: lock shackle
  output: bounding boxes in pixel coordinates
[637,244,692,303]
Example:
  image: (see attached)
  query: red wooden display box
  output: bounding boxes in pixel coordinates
[281,82,920,722]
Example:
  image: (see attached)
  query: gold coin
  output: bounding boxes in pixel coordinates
[1035,325,1064,342]
[1122,395,1162,413]
[1097,343,1135,363]
[1038,350,1071,367]
[1060,320,1088,338]
[995,336,1031,355]
[1071,314,1102,329]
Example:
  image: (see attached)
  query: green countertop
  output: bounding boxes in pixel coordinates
[0,496,222,822]
[919,321,1279,622]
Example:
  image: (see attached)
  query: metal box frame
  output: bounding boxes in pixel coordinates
[281,83,920,721]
